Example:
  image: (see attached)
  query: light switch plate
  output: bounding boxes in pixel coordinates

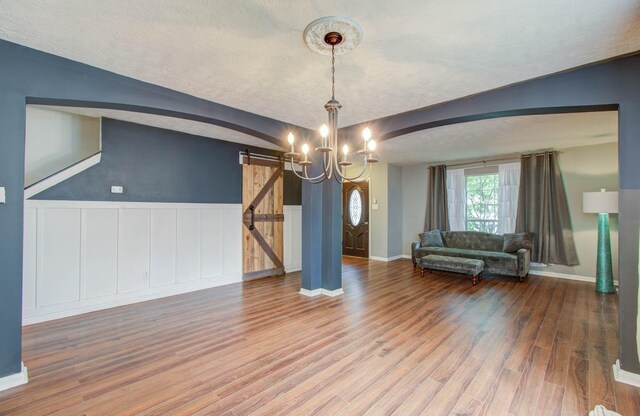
[110,185,124,194]
[0,187,5,204]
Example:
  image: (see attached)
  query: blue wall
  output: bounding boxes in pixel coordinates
[33,118,301,204]
[340,52,640,373]
[0,39,305,378]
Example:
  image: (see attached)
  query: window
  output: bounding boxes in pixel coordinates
[465,173,499,233]
[349,189,362,226]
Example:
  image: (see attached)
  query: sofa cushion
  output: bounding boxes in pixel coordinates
[419,230,444,248]
[440,231,504,252]
[503,232,533,253]
[420,246,518,270]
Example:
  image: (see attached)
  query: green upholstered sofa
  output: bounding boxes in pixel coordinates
[411,231,531,281]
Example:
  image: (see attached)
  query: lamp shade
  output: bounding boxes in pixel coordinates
[583,191,618,214]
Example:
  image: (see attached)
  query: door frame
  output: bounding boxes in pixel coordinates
[342,179,370,258]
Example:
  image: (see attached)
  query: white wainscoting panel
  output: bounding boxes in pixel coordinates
[37,208,82,307]
[82,209,118,299]
[222,205,243,280]
[118,209,151,293]
[201,208,223,279]
[284,205,302,272]
[149,209,177,288]
[22,201,248,324]
[176,209,202,283]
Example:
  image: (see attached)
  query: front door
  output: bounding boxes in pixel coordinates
[342,181,369,258]
[242,157,285,280]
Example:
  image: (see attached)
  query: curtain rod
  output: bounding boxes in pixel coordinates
[521,150,562,158]
[437,150,561,169]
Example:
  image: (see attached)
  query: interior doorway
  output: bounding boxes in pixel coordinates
[342,181,369,258]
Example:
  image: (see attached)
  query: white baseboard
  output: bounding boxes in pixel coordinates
[613,359,640,388]
[0,362,28,392]
[299,288,322,297]
[23,274,241,325]
[529,269,595,282]
[529,269,619,285]
[286,266,301,273]
[299,287,344,297]
[401,254,412,259]
[369,255,405,262]
[321,288,344,297]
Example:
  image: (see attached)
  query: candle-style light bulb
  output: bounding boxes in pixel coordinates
[367,140,376,151]
[301,143,309,161]
[320,124,329,138]
[287,132,295,153]
[342,144,349,156]
[362,127,372,142]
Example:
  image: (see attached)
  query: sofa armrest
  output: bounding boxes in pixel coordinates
[517,248,531,277]
[411,241,421,264]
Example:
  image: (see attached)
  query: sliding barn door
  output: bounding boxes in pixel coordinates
[242,158,285,280]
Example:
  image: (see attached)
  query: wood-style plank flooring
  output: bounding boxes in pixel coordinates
[1,258,639,415]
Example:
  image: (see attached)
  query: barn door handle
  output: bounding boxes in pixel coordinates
[249,205,255,230]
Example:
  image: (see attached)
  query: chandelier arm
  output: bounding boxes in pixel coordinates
[304,164,329,184]
[288,156,327,182]
[344,165,372,183]
[322,152,333,180]
[335,160,372,183]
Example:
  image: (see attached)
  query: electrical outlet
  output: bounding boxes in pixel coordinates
[0,187,5,204]
[111,185,124,194]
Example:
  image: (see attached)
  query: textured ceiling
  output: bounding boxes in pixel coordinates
[1,0,638,133]
[379,111,618,166]
[32,105,285,151]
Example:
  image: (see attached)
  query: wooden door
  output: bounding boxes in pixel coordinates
[342,181,369,258]
[242,158,285,280]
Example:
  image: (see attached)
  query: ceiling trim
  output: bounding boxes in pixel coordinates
[25,97,311,148]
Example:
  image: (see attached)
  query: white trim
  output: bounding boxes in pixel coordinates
[299,288,344,297]
[369,255,404,262]
[24,200,240,210]
[286,267,301,273]
[401,254,412,259]
[0,362,28,392]
[529,269,620,285]
[613,359,640,388]
[299,288,322,297]
[24,153,102,199]
[321,288,344,297]
[24,274,241,325]
[369,256,388,262]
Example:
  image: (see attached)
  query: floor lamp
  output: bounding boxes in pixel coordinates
[583,189,618,294]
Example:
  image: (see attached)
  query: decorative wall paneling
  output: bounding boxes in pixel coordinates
[22,201,302,324]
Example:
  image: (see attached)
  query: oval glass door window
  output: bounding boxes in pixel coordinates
[349,189,362,226]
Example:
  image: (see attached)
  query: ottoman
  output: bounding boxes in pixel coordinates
[419,255,485,285]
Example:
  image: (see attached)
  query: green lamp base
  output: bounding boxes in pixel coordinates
[596,213,615,294]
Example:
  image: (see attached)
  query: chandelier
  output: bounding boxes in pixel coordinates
[285,17,377,184]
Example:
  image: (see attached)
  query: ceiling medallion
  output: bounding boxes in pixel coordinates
[303,16,363,56]
[286,17,376,184]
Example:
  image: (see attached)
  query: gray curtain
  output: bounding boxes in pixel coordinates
[515,151,578,265]
[424,165,449,231]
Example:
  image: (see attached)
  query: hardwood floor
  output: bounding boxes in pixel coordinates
[1,257,639,415]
